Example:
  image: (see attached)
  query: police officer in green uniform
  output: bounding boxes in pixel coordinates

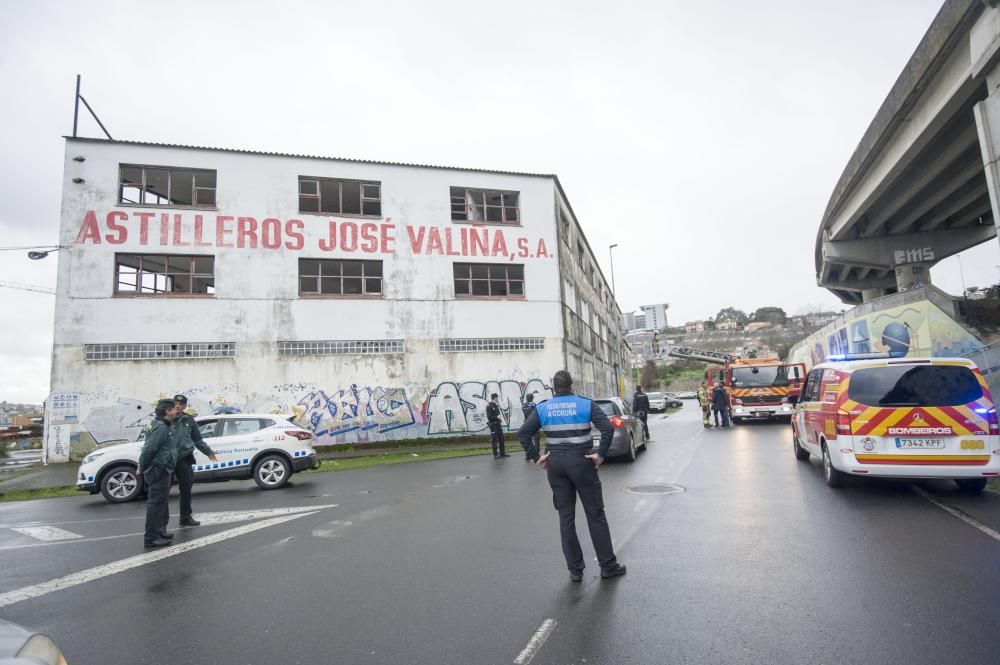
[171,394,218,527]
[138,399,179,548]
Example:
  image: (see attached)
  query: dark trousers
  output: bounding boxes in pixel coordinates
[713,407,731,427]
[174,454,195,520]
[546,452,618,573]
[489,421,506,457]
[524,432,541,459]
[637,411,649,438]
[143,464,171,543]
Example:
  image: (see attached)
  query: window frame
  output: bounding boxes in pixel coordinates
[452,262,526,299]
[298,258,384,298]
[113,253,215,298]
[297,176,382,218]
[118,164,217,209]
[449,187,521,226]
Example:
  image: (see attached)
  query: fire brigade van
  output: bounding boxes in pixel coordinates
[791,355,999,492]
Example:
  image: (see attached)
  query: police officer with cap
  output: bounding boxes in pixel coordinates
[171,395,218,527]
[138,399,179,548]
[518,370,627,582]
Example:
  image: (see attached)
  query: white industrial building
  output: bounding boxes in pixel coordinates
[44,138,630,462]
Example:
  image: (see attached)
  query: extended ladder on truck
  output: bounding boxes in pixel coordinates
[663,345,734,365]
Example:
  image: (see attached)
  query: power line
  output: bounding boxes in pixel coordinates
[0,280,56,295]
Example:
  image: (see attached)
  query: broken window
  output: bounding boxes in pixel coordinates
[298,258,383,296]
[560,209,571,242]
[298,177,381,216]
[118,165,216,207]
[450,187,519,224]
[453,263,524,298]
[115,254,215,295]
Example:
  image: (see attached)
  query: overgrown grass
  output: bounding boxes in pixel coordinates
[303,448,488,473]
[313,436,491,455]
[0,486,81,502]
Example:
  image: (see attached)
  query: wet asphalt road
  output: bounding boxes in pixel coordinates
[1,406,999,665]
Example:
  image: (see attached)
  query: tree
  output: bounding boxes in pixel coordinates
[715,307,748,324]
[640,361,658,391]
[751,306,787,324]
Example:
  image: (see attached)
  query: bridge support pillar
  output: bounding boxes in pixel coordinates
[894,261,933,292]
[973,64,1000,252]
[861,287,888,302]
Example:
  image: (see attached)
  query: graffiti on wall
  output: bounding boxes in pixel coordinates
[788,299,983,369]
[61,377,556,460]
[297,386,415,438]
[424,379,552,434]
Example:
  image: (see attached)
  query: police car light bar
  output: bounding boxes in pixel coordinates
[826,352,904,361]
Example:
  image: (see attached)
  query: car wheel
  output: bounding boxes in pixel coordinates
[253,455,291,490]
[623,434,637,463]
[100,465,143,503]
[822,442,845,488]
[792,430,809,461]
[955,478,988,494]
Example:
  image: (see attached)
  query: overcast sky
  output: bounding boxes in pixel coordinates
[1,0,996,403]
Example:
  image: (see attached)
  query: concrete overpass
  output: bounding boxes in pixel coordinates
[817,0,1000,305]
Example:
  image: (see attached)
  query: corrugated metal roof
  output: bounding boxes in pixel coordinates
[63,136,557,179]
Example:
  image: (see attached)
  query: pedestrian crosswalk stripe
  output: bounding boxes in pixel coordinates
[11,526,84,542]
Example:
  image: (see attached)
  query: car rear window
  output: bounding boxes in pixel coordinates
[848,365,984,407]
[647,393,664,399]
[596,401,621,417]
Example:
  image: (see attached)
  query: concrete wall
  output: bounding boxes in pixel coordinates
[46,139,597,461]
[787,286,984,369]
[553,190,627,400]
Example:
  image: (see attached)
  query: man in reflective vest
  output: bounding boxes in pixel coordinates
[518,370,627,582]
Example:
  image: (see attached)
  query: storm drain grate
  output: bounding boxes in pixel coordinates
[625,484,685,495]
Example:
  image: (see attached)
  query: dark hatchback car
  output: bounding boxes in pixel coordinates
[592,397,648,462]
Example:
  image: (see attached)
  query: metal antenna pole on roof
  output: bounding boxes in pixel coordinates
[72,74,113,140]
[72,75,80,137]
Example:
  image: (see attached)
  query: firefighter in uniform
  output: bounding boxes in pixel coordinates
[697,382,712,427]
[138,399,179,548]
[518,370,627,582]
[171,394,218,527]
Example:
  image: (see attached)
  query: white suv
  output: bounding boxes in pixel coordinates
[76,414,319,503]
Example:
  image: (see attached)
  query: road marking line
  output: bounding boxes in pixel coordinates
[0,510,323,609]
[0,505,338,552]
[10,526,83,542]
[514,618,556,665]
[0,532,138,552]
[912,486,1000,543]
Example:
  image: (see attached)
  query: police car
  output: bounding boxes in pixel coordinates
[791,355,999,492]
[76,413,319,503]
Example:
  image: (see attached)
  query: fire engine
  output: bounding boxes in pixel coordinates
[666,346,806,423]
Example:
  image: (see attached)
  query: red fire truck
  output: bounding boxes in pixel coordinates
[706,358,806,423]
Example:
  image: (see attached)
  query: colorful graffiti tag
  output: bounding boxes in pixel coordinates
[297,386,415,438]
[424,379,552,434]
[64,377,557,460]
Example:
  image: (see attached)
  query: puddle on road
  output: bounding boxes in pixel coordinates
[312,520,354,538]
[432,475,476,488]
[624,484,685,496]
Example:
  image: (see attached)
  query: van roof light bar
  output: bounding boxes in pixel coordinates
[826,352,904,361]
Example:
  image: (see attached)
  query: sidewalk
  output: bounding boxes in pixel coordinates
[0,441,495,494]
